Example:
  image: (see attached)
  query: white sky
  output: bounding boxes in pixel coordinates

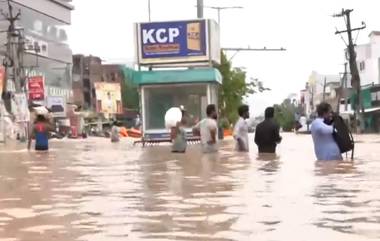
[68,0,380,116]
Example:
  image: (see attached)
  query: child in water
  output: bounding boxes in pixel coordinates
[111,121,120,143]
[171,109,187,153]
[28,114,53,151]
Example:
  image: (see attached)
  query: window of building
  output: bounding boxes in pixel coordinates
[84,92,91,107]
[144,85,207,129]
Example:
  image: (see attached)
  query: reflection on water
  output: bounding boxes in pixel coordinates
[0,134,379,241]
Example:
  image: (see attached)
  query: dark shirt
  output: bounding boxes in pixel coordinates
[254,119,282,153]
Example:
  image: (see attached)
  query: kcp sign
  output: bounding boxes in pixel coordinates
[138,20,207,60]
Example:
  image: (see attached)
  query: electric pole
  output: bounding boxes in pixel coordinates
[336,62,349,114]
[3,0,24,93]
[334,9,366,133]
[197,0,203,18]
[148,0,151,22]
[1,0,28,141]
[1,0,22,113]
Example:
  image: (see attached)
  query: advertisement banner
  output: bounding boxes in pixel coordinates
[47,96,66,118]
[28,76,45,100]
[24,35,49,57]
[94,83,122,114]
[137,19,209,65]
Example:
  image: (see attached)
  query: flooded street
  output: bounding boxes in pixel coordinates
[0,133,379,241]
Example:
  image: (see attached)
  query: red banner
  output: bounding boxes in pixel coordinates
[28,76,44,100]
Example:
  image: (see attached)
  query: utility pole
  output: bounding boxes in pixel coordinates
[1,1,17,113]
[336,62,349,114]
[1,1,25,95]
[148,0,151,22]
[1,0,28,141]
[197,0,203,18]
[334,9,366,133]
[343,63,349,111]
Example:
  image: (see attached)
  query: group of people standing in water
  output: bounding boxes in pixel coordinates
[171,102,344,162]
[28,101,344,162]
[170,104,283,155]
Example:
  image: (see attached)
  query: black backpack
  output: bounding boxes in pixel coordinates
[332,115,355,158]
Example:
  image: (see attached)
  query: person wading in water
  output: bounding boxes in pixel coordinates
[28,114,54,151]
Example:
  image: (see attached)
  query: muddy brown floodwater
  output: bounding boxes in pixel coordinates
[0,133,379,241]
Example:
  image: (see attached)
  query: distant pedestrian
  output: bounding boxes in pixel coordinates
[28,114,53,151]
[254,107,282,154]
[111,121,120,143]
[135,114,141,129]
[171,108,187,153]
[310,102,342,161]
[233,105,250,152]
[193,104,218,153]
[294,112,301,134]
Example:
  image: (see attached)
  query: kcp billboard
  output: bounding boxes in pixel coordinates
[135,19,220,66]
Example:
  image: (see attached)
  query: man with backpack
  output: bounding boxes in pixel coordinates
[310,102,342,161]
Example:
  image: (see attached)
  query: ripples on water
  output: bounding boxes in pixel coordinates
[0,133,379,241]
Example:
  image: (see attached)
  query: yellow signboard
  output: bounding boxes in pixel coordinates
[94,82,122,114]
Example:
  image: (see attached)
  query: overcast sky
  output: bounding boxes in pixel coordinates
[68,0,380,116]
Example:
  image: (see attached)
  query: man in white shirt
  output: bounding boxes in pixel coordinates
[193,104,218,153]
[233,105,250,152]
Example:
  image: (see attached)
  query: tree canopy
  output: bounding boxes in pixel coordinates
[216,51,270,126]
[273,98,297,132]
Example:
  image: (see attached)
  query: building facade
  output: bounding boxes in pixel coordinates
[0,0,73,117]
[351,31,380,132]
[355,31,380,86]
[72,55,102,110]
[303,71,342,116]
[72,55,124,115]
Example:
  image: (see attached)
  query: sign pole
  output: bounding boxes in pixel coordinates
[197,0,203,18]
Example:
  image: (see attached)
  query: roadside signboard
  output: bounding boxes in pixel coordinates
[47,96,66,118]
[28,76,45,101]
[94,82,122,114]
[135,19,220,66]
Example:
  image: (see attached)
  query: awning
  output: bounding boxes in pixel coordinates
[340,107,380,115]
[127,68,223,86]
[364,107,380,113]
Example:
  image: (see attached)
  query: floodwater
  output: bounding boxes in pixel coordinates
[0,133,379,241]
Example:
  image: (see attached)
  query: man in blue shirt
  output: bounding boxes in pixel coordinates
[310,102,342,161]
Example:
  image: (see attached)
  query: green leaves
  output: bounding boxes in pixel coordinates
[216,51,270,125]
[273,99,296,132]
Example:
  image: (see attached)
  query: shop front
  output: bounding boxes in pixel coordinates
[134,68,221,141]
[350,85,380,133]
